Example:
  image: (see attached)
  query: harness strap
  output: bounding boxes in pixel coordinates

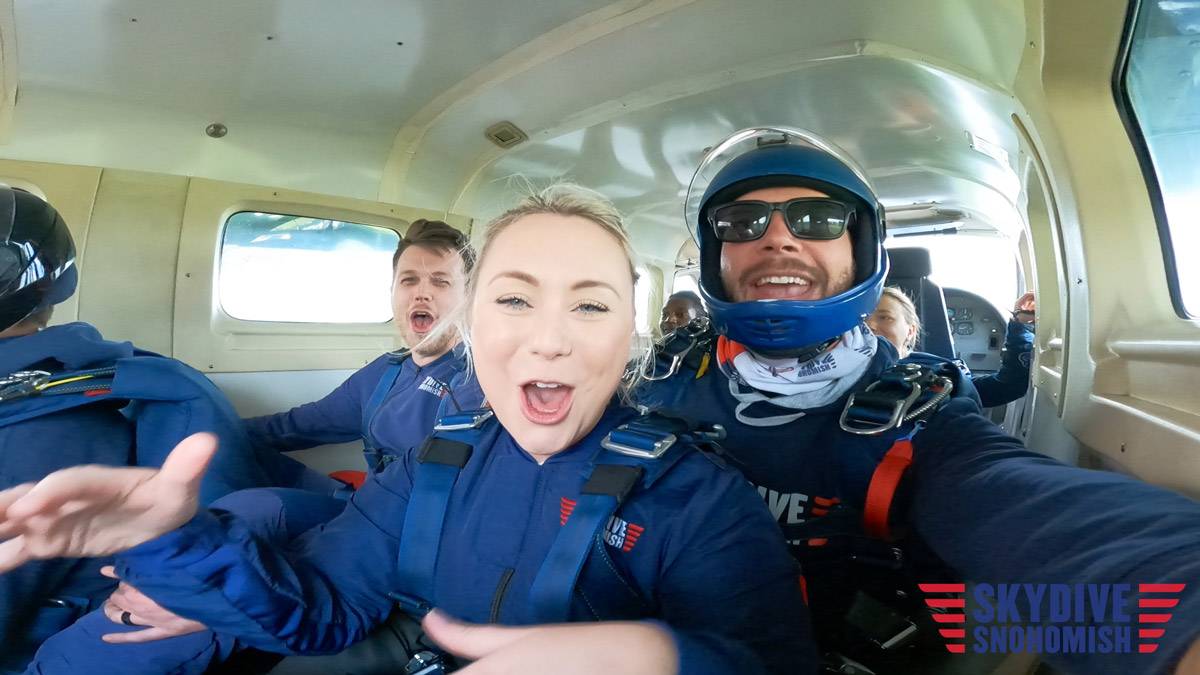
[528,464,643,622]
[391,409,494,617]
[361,351,409,471]
[528,414,697,623]
[862,433,916,541]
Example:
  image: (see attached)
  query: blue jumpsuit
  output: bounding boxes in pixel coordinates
[34,404,816,675]
[636,338,1200,675]
[969,318,1034,408]
[0,323,266,673]
[27,349,485,674]
[243,348,483,473]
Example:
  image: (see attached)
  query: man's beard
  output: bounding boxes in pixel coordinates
[413,329,458,359]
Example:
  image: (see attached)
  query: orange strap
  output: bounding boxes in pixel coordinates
[862,437,914,541]
[329,470,367,490]
[715,335,747,366]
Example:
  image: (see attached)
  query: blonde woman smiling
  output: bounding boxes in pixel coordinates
[1,185,815,675]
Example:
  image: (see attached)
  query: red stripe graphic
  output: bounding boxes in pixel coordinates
[931,613,966,623]
[1139,614,1173,624]
[1140,645,1160,654]
[1139,584,1186,593]
[1140,599,1180,609]
[925,598,966,609]
[1140,629,1166,639]
[945,644,966,654]
[622,523,645,552]
[919,583,966,593]
[938,629,966,639]
[559,497,577,525]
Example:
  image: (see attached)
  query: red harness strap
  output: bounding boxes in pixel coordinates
[329,470,367,490]
[862,436,914,541]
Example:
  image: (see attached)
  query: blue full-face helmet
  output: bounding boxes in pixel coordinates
[684,127,888,356]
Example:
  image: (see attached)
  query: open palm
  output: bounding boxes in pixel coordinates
[0,433,217,573]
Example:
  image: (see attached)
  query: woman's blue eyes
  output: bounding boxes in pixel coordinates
[496,296,530,309]
[494,297,610,314]
[575,302,610,314]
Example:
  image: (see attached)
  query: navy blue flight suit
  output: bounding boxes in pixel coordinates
[28,349,484,674]
[636,335,1200,675]
[0,323,269,672]
[34,403,817,675]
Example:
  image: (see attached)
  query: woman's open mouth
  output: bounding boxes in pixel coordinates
[519,381,574,425]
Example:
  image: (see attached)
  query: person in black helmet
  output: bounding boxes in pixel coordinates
[0,187,281,671]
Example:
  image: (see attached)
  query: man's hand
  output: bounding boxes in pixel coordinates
[0,433,216,573]
[422,609,678,675]
[99,566,207,644]
[1012,291,1036,325]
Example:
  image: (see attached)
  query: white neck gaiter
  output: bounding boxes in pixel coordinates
[717,324,879,427]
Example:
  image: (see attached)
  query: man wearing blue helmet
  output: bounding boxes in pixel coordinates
[638,128,1200,675]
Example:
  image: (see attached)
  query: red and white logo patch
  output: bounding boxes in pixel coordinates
[559,497,644,552]
[603,515,644,553]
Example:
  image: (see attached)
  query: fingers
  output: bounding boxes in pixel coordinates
[0,484,35,538]
[0,535,31,574]
[100,565,119,580]
[6,465,155,521]
[103,598,140,626]
[422,609,530,661]
[101,626,190,644]
[157,433,219,494]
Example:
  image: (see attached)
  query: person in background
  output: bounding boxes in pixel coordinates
[867,286,1036,407]
[0,187,267,671]
[659,290,707,335]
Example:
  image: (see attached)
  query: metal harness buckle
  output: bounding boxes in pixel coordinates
[0,370,51,402]
[601,426,677,459]
[642,317,711,382]
[839,364,954,435]
[433,409,494,431]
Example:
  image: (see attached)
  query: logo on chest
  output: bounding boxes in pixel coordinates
[417,376,446,397]
[559,497,644,553]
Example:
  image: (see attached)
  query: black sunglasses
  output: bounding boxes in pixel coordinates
[707,198,853,243]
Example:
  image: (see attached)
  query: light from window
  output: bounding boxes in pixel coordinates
[635,265,654,335]
[672,269,700,297]
[219,212,399,323]
[1122,0,1200,316]
[885,234,1019,315]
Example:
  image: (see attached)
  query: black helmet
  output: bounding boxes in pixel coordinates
[0,187,77,332]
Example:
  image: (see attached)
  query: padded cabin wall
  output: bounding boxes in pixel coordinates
[76,170,188,355]
[1010,0,1200,495]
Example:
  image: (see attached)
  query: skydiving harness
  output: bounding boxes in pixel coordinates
[644,322,964,668]
[641,317,716,382]
[360,349,412,473]
[387,408,724,624]
[0,366,119,415]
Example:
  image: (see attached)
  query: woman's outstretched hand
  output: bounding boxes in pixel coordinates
[422,609,679,675]
[0,432,217,573]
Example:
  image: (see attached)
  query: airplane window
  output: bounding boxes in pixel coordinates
[885,234,1019,314]
[1120,0,1200,316]
[672,269,700,298]
[218,211,399,323]
[635,264,654,335]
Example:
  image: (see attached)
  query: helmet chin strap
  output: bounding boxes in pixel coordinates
[746,335,840,362]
